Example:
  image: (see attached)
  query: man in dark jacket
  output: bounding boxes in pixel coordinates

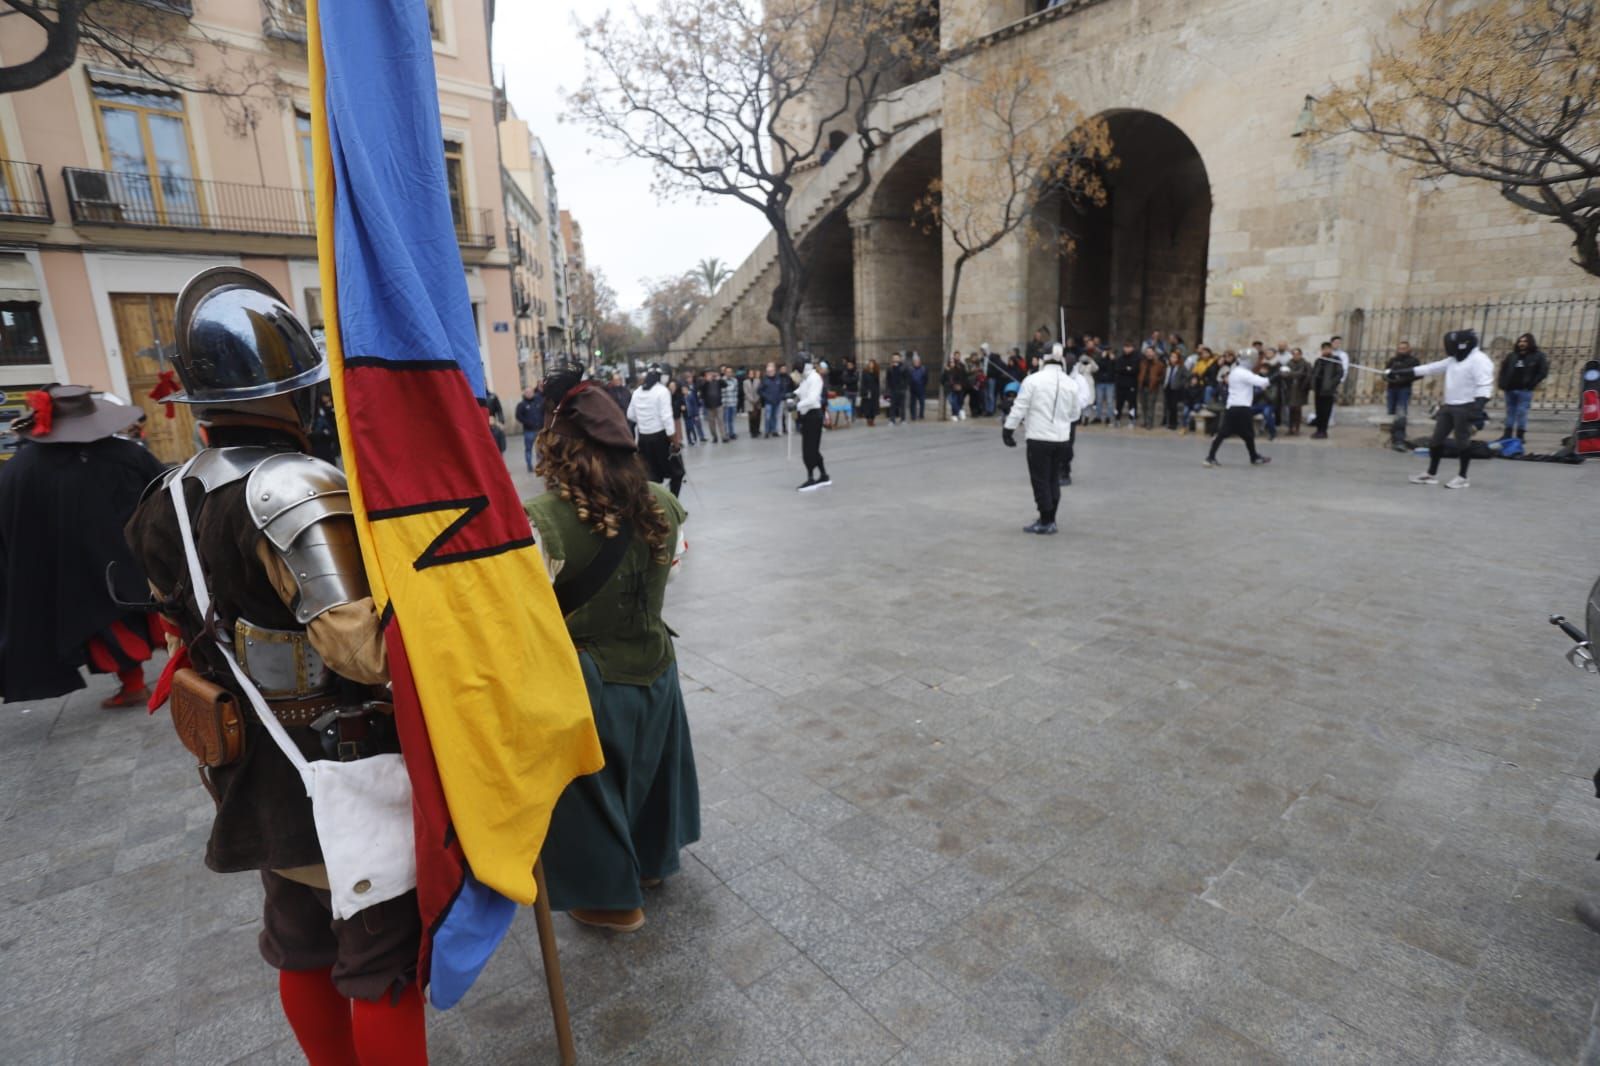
[1114,342,1140,427]
[606,373,632,413]
[515,385,546,472]
[698,370,724,443]
[1499,332,1548,441]
[758,362,787,437]
[909,353,929,420]
[1309,342,1344,439]
[885,352,910,425]
[1383,341,1420,451]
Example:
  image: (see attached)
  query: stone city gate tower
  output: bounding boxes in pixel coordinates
[675,0,1593,363]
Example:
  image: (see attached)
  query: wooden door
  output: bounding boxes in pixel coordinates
[111,292,195,463]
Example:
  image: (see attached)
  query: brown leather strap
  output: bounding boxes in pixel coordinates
[267,696,393,728]
[196,766,221,806]
[268,696,340,727]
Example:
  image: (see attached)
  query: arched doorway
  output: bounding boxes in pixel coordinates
[1030,111,1211,346]
[856,131,942,360]
[796,210,855,362]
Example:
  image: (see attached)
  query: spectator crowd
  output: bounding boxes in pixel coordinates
[524,328,1553,468]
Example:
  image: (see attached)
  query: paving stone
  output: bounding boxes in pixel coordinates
[6,427,1600,1062]
[856,959,962,1043]
[1024,1010,1164,1064]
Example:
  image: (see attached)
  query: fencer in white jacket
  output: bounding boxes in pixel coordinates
[1002,344,1082,534]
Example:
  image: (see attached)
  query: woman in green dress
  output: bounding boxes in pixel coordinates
[525,364,699,932]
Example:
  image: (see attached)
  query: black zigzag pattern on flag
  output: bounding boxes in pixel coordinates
[367,496,536,571]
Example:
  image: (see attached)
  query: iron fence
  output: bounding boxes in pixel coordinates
[1336,296,1600,413]
[0,161,51,222]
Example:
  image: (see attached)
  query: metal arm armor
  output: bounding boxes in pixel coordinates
[244,452,369,624]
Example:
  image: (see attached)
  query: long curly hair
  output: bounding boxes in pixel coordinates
[535,429,673,562]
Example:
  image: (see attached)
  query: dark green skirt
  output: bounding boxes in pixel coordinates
[541,653,700,911]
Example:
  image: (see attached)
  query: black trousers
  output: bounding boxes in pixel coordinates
[1114,382,1136,419]
[639,431,671,483]
[1163,389,1183,428]
[1207,406,1259,461]
[800,408,826,477]
[888,389,907,422]
[1428,403,1476,476]
[1313,394,1335,433]
[1025,439,1070,522]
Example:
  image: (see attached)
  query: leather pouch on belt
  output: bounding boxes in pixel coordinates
[169,667,245,770]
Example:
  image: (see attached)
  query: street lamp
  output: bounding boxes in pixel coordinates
[1291,94,1317,138]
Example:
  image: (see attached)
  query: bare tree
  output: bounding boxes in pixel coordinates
[1,0,288,121]
[643,271,709,351]
[580,269,639,367]
[570,0,939,363]
[1311,0,1600,277]
[567,264,599,359]
[915,62,1113,365]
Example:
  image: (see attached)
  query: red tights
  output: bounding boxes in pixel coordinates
[278,967,428,1066]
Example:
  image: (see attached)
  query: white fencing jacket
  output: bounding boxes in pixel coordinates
[1005,362,1082,443]
[627,383,674,435]
[1413,350,1495,405]
[795,368,824,414]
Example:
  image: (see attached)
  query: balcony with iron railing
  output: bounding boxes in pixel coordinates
[453,207,496,249]
[0,161,52,223]
[262,0,307,42]
[63,166,495,249]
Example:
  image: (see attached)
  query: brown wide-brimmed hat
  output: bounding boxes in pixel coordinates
[549,382,637,452]
[8,384,142,444]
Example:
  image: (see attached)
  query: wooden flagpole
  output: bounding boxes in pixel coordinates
[532,861,576,1065]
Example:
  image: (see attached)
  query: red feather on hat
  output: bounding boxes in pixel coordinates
[23,390,52,437]
[148,371,181,419]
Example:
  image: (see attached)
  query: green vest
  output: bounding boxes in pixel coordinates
[524,483,686,686]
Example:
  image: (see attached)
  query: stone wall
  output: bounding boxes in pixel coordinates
[683,0,1595,364]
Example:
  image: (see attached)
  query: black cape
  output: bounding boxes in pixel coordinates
[0,437,167,702]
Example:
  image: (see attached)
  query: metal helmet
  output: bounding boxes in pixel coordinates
[171,267,328,413]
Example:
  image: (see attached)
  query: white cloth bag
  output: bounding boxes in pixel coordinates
[168,465,416,920]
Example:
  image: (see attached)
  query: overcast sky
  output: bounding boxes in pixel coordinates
[490,2,768,313]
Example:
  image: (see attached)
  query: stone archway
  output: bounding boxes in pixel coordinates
[795,211,855,362]
[853,130,942,359]
[1029,111,1211,346]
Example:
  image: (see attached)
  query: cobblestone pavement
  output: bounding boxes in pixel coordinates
[4,419,1600,1065]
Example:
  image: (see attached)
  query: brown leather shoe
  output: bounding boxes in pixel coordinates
[569,907,645,933]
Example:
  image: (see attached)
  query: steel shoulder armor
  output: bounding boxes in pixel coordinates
[244,452,368,624]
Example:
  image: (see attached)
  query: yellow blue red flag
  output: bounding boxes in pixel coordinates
[306,0,602,1008]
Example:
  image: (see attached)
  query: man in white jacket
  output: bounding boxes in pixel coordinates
[1204,352,1272,467]
[1003,343,1081,534]
[794,359,830,491]
[626,366,677,488]
[1403,328,1496,489]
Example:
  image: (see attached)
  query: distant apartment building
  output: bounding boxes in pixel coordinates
[502,165,549,384]
[499,109,569,361]
[0,0,515,463]
[559,209,591,358]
